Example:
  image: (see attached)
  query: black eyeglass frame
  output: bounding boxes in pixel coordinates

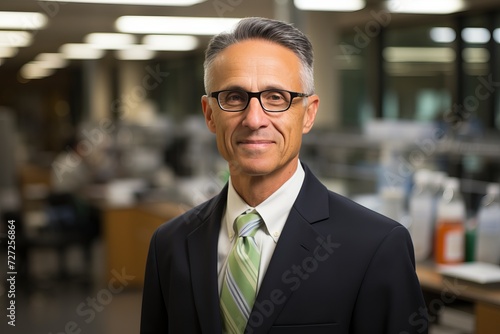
[209,89,311,112]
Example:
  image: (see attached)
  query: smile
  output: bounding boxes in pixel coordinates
[237,139,275,148]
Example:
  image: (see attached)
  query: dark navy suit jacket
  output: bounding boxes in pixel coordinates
[140,164,428,333]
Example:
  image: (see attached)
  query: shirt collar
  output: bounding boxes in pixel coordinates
[225,161,305,242]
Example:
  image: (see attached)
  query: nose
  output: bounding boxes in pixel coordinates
[241,96,269,130]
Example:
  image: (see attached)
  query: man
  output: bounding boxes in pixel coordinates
[141,17,428,334]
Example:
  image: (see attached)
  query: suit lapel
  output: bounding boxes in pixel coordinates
[246,165,330,333]
[187,187,227,334]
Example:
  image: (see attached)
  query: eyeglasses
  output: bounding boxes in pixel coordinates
[210,89,310,112]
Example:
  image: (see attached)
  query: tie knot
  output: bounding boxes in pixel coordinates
[234,211,262,237]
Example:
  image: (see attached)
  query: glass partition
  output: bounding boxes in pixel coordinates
[495,14,500,130]
[337,31,373,127]
[383,23,455,122]
[338,11,500,133]
[460,15,492,133]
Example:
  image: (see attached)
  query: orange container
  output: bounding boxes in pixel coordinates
[434,218,465,265]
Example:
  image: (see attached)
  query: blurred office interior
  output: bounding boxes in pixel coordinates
[1,0,500,333]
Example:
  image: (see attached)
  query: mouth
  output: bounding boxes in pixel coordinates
[237,139,275,149]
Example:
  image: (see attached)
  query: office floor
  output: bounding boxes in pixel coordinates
[0,239,143,334]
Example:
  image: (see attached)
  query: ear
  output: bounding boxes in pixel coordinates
[201,95,216,133]
[302,94,319,134]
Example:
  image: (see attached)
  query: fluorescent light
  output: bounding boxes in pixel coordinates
[386,0,466,14]
[143,35,199,51]
[20,62,55,80]
[0,47,18,58]
[85,33,136,50]
[294,0,365,11]
[20,54,67,81]
[462,28,491,44]
[0,12,48,30]
[116,16,240,35]
[430,27,456,43]
[34,53,68,68]
[495,28,500,43]
[462,48,490,63]
[116,45,156,60]
[383,47,455,63]
[60,43,105,59]
[39,0,206,5]
[0,31,32,47]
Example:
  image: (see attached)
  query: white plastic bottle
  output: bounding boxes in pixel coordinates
[409,169,435,262]
[434,177,466,265]
[431,171,447,206]
[378,145,406,223]
[475,183,500,265]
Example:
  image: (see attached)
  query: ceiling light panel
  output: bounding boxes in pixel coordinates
[34,53,68,68]
[0,12,48,30]
[85,33,136,50]
[20,62,54,80]
[462,28,491,44]
[294,0,365,11]
[116,45,156,60]
[383,47,456,63]
[60,43,105,59]
[386,0,466,14]
[0,47,18,58]
[39,0,206,6]
[143,35,199,51]
[0,31,32,47]
[430,27,456,43]
[495,28,500,43]
[462,48,490,63]
[116,16,240,35]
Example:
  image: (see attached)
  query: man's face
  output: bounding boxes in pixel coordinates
[202,39,319,178]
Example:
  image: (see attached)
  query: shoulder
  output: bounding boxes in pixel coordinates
[300,163,401,232]
[153,186,227,240]
[298,165,407,249]
[322,189,415,263]
[329,190,400,228]
[326,189,408,240]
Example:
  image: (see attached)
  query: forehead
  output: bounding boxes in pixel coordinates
[209,39,302,90]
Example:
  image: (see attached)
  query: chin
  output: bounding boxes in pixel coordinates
[229,158,276,177]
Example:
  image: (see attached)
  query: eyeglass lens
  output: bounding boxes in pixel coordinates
[219,90,292,111]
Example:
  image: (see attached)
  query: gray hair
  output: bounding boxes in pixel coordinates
[203,17,315,95]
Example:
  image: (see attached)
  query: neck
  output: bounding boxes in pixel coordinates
[230,159,299,207]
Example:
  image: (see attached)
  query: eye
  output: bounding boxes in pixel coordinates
[263,90,289,105]
[223,91,247,105]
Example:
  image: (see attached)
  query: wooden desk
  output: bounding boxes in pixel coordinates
[416,264,500,333]
[103,202,186,288]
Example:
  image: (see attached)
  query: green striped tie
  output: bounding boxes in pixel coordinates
[220,211,263,333]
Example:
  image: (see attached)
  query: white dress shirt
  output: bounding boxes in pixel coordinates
[217,162,305,294]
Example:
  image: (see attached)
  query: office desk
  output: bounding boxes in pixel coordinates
[103,201,186,288]
[416,264,500,333]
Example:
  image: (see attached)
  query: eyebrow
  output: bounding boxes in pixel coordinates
[219,84,289,92]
